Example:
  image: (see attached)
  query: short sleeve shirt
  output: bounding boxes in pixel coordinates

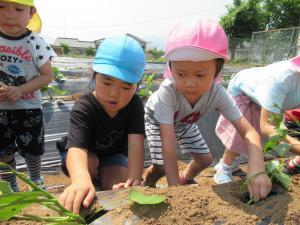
[0,30,56,109]
[67,92,145,158]
[228,60,300,113]
[145,78,241,126]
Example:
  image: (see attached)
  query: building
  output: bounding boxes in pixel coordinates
[52,34,147,56]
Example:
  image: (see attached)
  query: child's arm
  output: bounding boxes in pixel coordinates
[232,116,272,201]
[6,60,53,101]
[113,134,145,189]
[59,147,96,214]
[160,124,180,186]
[260,108,300,154]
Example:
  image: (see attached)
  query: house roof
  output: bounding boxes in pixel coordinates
[52,37,95,48]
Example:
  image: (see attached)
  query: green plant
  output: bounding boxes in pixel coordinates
[0,162,85,224]
[0,163,166,224]
[60,43,70,55]
[138,73,156,98]
[263,104,300,157]
[42,66,69,100]
[85,47,96,56]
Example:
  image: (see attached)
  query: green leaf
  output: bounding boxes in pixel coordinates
[265,160,291,190]
[0,192,43,220]
[272,142,291,157]
[272,172,291,190]
[129,188,166,205]
[0,182,13,195]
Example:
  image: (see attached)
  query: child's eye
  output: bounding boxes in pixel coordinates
[103,82,111,86]
[16,8,24,11]
[197,74,205,77]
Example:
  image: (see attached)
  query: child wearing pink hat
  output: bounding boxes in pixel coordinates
[214,55,300,183]
[144,17,271,202]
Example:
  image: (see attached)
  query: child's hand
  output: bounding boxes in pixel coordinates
[0,82,8,101]
[112,178,145,189]
[246,169,272,202]
[59,180,96,214]
[6,86,24,102]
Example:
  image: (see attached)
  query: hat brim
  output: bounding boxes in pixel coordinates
[93,64,141,84]
[2,0,34,6]
[27,12,42,33]
[165,47,229,62]
[290,56,300,73]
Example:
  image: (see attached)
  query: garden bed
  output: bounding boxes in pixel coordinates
[2,161,299,225]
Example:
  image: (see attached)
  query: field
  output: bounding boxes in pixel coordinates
[2,161,299,225]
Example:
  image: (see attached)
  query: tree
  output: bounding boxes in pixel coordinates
[220,0,264,59]
[220,0,300,60]
[262,0,300,29]
[60,43,70,55]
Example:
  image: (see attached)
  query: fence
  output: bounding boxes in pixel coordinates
[227,27,300,65]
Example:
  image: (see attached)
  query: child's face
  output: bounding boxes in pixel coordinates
[93,73,137,117]
[170,60,217,105]
[0,1,35,36]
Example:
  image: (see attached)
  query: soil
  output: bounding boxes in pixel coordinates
[1,161,300,225]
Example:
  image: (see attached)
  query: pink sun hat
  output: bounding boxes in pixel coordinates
[290,55,300,73]
[164,17,229,80]
[165,17,229,62]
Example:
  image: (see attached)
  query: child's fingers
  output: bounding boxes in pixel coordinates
[83,189,96,208]
[58,190,68,208]
[124,178,133,188]
[72,191,87,214]
[64,190,77,213]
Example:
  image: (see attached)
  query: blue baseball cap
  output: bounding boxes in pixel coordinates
[92,35,146,84]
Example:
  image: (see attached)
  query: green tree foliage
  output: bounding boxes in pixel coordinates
[220,0,264,40]
[221,0,300,37]
[147,48,164,60]
[85,47,96,56]
[262,0,300,29]
[60,43,70,55]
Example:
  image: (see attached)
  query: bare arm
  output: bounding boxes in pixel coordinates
[260,108,300,154]
[127,134,145,181]
[59,147,96,214]
[6,60,53,101]
[112,134,145,189]
[160,124,180,186]
[232,116,272,201]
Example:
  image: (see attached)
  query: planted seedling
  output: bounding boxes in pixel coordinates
[240,160,291,205]
[263,104,300,157]
[42,66,69,100]
[85,188,166,223]
[138,73,156,98]
[0,162,85,224]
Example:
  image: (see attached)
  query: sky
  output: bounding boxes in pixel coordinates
[35,0,233,49]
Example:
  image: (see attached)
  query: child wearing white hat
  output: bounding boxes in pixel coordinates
[0,0,55,191]
[144,17,271,202]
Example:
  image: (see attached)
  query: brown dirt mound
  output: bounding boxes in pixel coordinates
[1,162,299,225]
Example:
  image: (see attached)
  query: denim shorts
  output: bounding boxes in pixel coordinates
[61,152,128,176]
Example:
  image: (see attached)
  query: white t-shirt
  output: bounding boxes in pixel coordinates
[228,60,300,113]
[0,30,56,109]
[145,78,242,126]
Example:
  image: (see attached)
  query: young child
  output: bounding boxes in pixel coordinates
[144,17,271,201]
[214,56,300,182]
[0,0,55,191]
[59,35,146,214]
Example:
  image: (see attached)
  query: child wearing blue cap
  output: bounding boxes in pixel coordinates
[59,35,146,214]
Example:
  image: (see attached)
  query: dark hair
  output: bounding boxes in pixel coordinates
[215,58,225,77]
[89,71,141,91]
[169,58,225,78]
